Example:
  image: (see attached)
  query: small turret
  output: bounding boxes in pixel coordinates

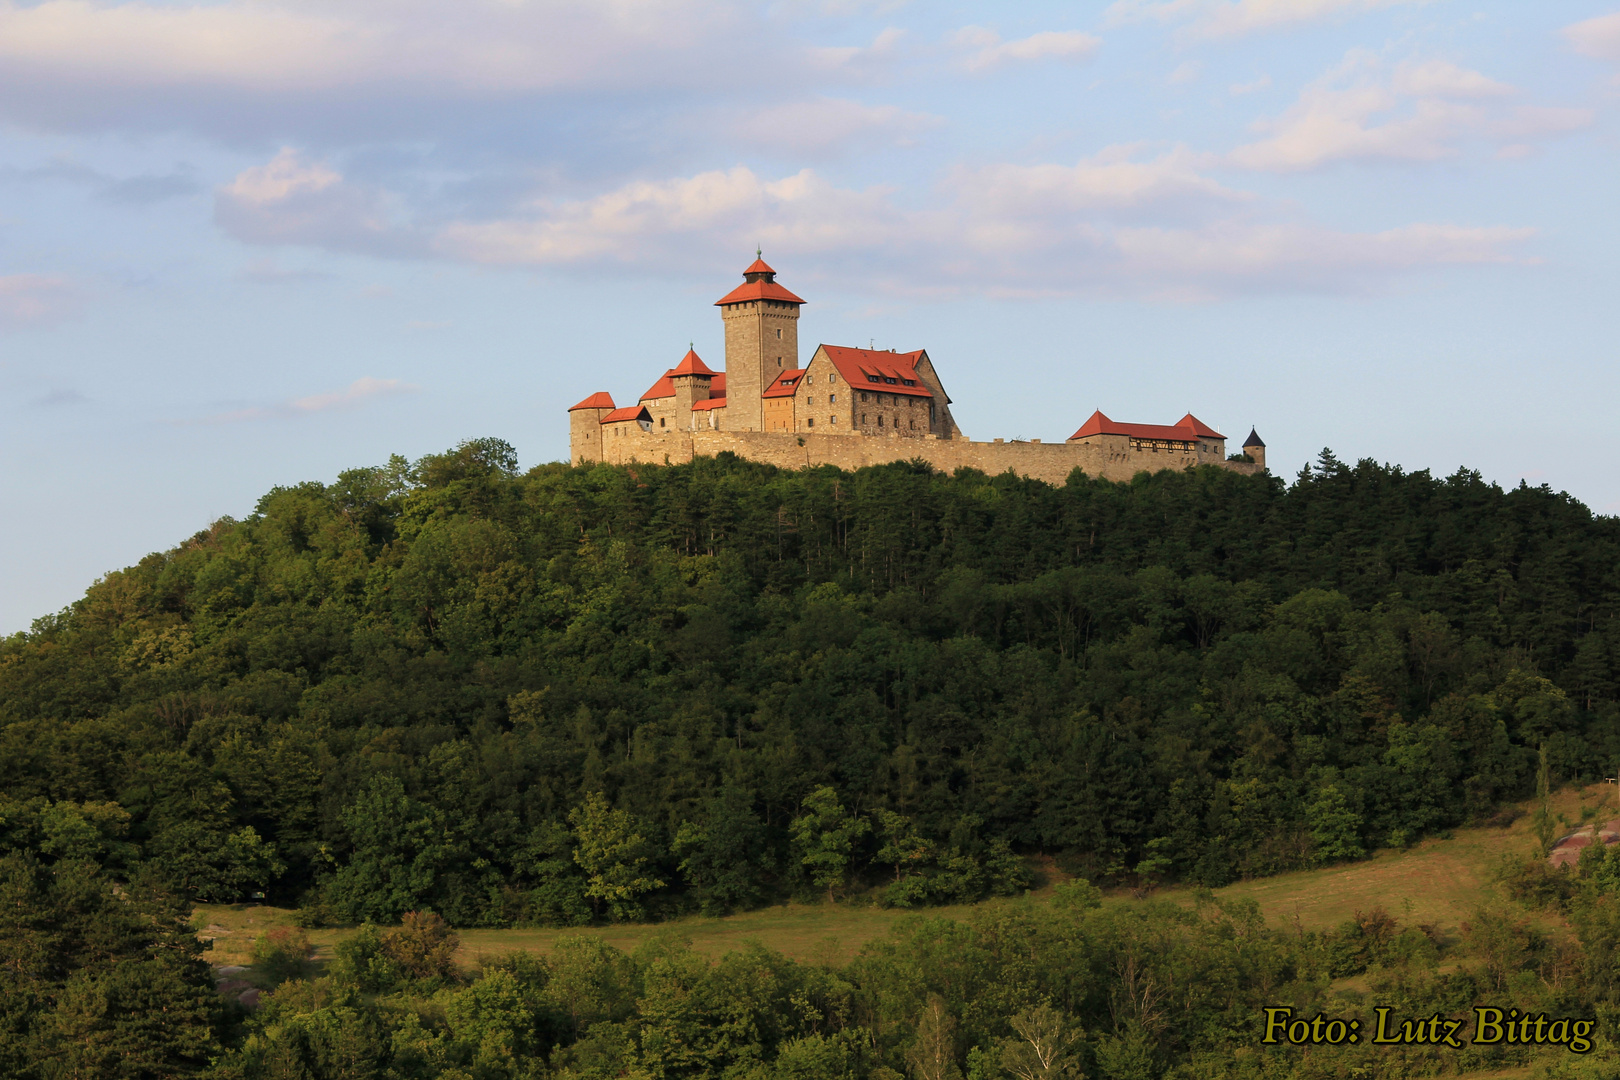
[568,392,617,465]
[1243,428,1266,470]
[668,346,717,426]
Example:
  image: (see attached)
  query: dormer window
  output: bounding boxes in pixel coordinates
[867,375,880,383]
[883,377,897,384]
[902,379,916,386]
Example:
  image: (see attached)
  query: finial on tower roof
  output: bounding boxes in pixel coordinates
[756,245,762,258]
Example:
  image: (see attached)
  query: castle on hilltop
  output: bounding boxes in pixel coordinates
[568,258,1266,486]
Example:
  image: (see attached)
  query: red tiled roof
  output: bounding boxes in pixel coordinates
[602,406,651,424]
[1068,410,1223,443]
[691,398,727,411]
[670,349,716,377]
[818,345,933,399]
[569,391,616,411]
[641,372,675,401]
[763,369,805,399]
[743,257,774,276]
[715,279,806,306]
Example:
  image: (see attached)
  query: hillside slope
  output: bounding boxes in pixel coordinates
[5,444,1620,926]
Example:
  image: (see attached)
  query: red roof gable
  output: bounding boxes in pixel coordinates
[569,391,616,411]
[602,406,651,424]
[763,370,805,399]
[670,349,716,377]
[1068,410,1223,443]
[743,257,774,276]
[818,345,933,398]
[641,372,675,401]
[1176,413,1224,439]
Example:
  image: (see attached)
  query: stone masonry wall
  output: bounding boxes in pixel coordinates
[583,425,1264,484]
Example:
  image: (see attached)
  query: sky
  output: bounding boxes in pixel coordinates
[2,0,1619,633]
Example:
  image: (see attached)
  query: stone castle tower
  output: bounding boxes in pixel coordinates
[716,256,804,433]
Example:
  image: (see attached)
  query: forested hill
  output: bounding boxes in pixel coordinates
[4,440,1619,925]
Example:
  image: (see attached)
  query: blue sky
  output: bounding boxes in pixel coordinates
[2,0,1618,633]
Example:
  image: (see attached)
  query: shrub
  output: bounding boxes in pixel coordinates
[383,910,461,983]
[250,926,313,985]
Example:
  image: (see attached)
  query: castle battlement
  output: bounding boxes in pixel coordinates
[568,258,1266,482]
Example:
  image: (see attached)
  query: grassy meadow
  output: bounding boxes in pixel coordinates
[195,782,1614,982]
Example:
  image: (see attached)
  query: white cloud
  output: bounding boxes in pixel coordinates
[0,273,77,329]
[290,377,413,412]
[728,97,941,157]
[187,376,417,424]
[214,149,417,255]
[1107,221,1533,298]
[1228,52,1592,171]
[808,27,906,72]
[1565,13,1620,64]
[1230,75,1272,95]
[433,166,905,268]
[947,145,1244,216]
[427,157,1534,300]
[952,27,1100,73]
[0,0,771,139]
[1391,59,1511,99]
[1169,61,1203,85]
[1105,0,1429,38]
[0,0,731,95]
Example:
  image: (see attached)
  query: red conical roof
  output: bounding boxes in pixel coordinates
[569,391,615,411]
[669,349,716,377]
[743,257,774,276]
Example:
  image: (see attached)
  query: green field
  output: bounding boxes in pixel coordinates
[195,783,1605,980]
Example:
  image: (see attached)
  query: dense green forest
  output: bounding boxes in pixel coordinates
[5,442,1620,922]
[9,442,1620,1077]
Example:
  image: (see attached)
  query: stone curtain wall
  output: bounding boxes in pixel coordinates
[582,426,1263,484]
